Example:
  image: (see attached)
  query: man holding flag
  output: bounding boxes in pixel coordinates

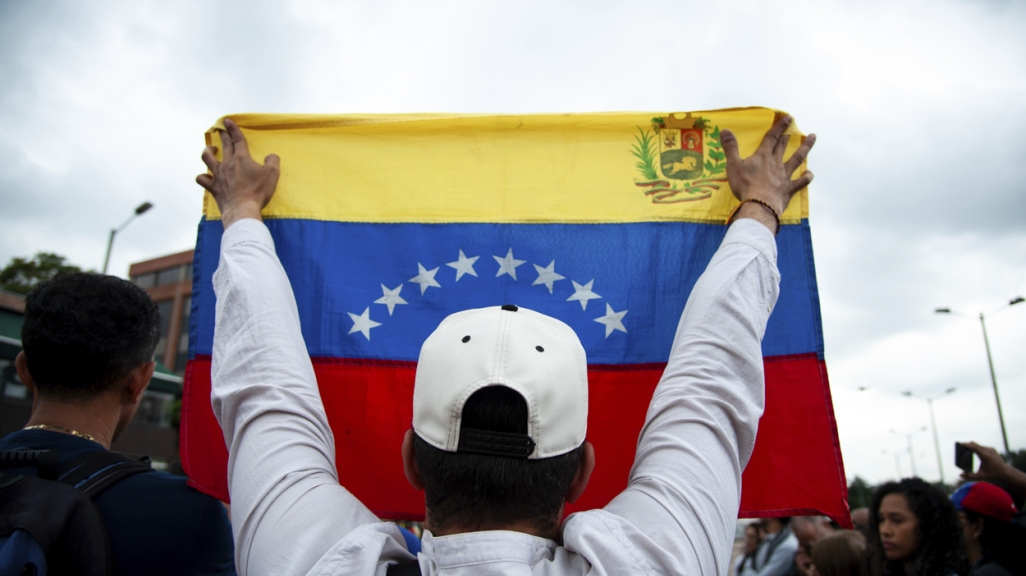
[196,114,815,574]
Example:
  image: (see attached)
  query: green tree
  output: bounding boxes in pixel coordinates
[0,252,85,295]
[1007,448,1026,472]
[848,476,875,510]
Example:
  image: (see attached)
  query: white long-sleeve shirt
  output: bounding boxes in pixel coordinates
[211,218,780,576]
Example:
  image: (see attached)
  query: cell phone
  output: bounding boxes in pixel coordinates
[955,442,974,473]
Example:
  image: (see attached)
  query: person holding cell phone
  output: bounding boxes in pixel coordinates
[949,481,1024,576]
[957,442,1026,503]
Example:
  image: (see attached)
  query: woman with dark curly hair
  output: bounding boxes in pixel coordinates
[867,478,969,576]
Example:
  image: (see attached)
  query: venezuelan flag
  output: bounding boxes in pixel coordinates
[181,109,849,525]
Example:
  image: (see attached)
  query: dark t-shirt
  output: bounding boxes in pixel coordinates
[0,429,236,576]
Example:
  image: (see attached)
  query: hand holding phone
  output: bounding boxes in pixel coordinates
[958,441,1026,501]
[955,442,974,473]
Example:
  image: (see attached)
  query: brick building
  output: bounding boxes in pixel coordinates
[128,249,194,375]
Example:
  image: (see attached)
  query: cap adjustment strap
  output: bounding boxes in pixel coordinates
[458,427,536,458]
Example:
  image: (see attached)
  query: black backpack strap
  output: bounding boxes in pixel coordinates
[58,451,153,498]
[386,559,422,576]
[0,449,61,479]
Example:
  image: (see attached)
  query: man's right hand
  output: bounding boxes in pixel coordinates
[960,441,1026,499]
[721,114,816,232]
[196,118,281,229]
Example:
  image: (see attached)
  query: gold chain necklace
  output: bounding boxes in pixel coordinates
[23,424,98,443]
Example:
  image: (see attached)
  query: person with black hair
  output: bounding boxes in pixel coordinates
[0,273,236,575]
[851,508,871,533]
[810,530,869,576]
[737,523,767,576]
[866,478,968,576]
[793,516,834,576]
[750,517,798,576]
[197,114,815,574]
[950,481,1025,576]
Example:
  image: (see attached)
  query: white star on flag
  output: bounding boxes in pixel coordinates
[493,248,526,281]
[409,263,441,295]
[532,260,565,294]
[347,307,382,340]
[594,303,628,338]
[374,284,407,315]
[446,249,479,281]
[567,279,601,311]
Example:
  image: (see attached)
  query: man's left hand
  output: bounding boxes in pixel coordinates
[196,118,280,229]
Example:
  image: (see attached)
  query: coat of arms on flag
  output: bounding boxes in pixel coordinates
[181,108,850,526]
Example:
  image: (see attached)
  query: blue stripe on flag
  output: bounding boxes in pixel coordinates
[190,219,823,364]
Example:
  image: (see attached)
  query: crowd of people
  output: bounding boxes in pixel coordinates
[734,443,1026,576]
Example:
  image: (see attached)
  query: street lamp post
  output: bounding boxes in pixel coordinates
[903,388,956,484]
[882,449,902,479]
[936,297,1024,454]
[890,427,927,477]
[102,202,153,275]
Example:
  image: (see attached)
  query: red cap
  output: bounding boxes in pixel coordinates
[951,482,1018,523]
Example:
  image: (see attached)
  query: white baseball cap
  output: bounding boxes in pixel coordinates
[413,304,589,459]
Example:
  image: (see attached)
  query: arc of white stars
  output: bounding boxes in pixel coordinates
[493,248,526,281]
[594,303,628,338]
[408,263,441,295]
[567,279,601,311]
[532,260,565,294]
[446,249,479,281]
[374,284,407,316]
[347,307,382,340]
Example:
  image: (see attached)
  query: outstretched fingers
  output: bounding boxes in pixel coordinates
[201,146,220,172]
[198,145,220,193]
[787,170,814,195]
[196,173,215,192]
[224,118,250,158]
[758,115,792,155]
[784,134,817,175]
[721,129,741,166]
[773,134,790,161]
[219,128,234,160]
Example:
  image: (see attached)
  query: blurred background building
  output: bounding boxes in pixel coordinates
[128,249,193,376]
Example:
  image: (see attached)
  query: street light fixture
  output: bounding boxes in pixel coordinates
[102,202,153,275]
[902,388,956,484]
[890,427,928,477]
[935,297,1024,454]
[881,448,902,479]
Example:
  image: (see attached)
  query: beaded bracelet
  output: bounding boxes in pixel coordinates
[726,198,780,234]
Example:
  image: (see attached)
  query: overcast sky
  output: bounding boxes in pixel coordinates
[1,0,1024,487]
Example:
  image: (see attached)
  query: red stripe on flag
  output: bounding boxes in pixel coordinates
[740,355,849,525]
[181,353,848,525]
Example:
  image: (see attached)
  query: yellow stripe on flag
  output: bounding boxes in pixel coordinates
[202,108,809,225]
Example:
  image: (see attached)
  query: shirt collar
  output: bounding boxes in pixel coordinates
[420,529,557,568]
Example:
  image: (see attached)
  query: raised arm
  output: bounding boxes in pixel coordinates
[601,116,815,574]
[197,121,395,575]
[960,441,1026,500]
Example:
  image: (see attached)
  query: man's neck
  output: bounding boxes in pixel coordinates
[25,396,121,449]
